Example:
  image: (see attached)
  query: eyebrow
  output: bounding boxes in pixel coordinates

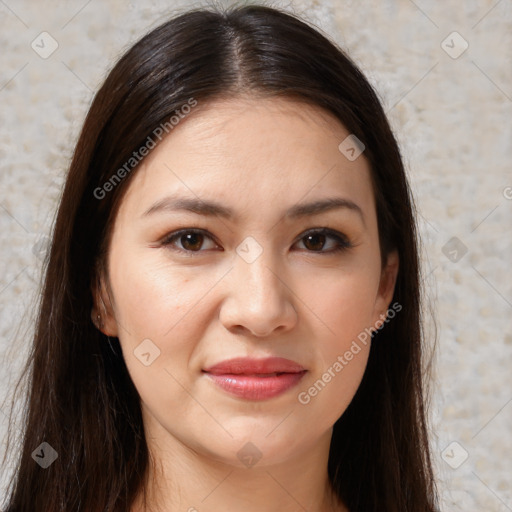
[142,195,365,225]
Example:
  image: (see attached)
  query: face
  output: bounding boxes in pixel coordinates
[94,96,398,468]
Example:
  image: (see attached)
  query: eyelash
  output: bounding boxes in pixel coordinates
[160,227,353,255]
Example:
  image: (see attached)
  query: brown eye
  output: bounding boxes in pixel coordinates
[303,233,327,251]
[161,229,219,252]
[180,232,204,251]
[295,228,352,253]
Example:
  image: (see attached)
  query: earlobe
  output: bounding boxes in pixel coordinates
[90,273,119,337]
[373,249,399,323]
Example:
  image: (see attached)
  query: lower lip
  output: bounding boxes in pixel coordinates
[204,371,307,400]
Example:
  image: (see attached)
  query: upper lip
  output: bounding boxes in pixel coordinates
[203,357,306,375]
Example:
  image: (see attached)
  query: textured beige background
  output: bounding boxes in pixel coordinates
[0,0,511,510]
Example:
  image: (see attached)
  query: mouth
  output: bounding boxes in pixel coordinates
[202,357,307,401]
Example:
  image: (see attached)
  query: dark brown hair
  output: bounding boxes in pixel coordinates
[2,4,438,511]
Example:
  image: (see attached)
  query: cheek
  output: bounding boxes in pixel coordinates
[107,248,212,392]
[109,249,201,338]
[308,269,379,348]
[293,266,378,417]
[298,343,370,429]
[107,254,207,418]
[295,304,371,430]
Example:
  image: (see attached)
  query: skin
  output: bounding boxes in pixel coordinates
[93,96,399,512]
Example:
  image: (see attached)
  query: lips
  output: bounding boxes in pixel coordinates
[204,357,306,375]
[203,357,307,400]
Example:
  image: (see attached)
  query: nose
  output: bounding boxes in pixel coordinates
[219,250,298,337]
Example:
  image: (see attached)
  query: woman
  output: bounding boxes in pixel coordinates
[2,4,438,511]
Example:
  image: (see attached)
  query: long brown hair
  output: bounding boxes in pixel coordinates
[1,4,438,511]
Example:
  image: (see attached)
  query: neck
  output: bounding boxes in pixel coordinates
[132,412,347,512]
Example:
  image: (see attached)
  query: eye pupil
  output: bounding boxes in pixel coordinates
[182,233,203,251]
[303,233,326,251]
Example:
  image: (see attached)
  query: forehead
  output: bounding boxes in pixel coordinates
[120,96,375,221]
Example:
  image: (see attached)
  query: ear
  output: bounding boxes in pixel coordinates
[371,249,399,328]
[90,270,118,337]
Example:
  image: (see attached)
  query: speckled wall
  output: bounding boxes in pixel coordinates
[0,0,511,510]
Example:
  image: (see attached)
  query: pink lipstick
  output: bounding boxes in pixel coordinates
[203,357,307,400]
